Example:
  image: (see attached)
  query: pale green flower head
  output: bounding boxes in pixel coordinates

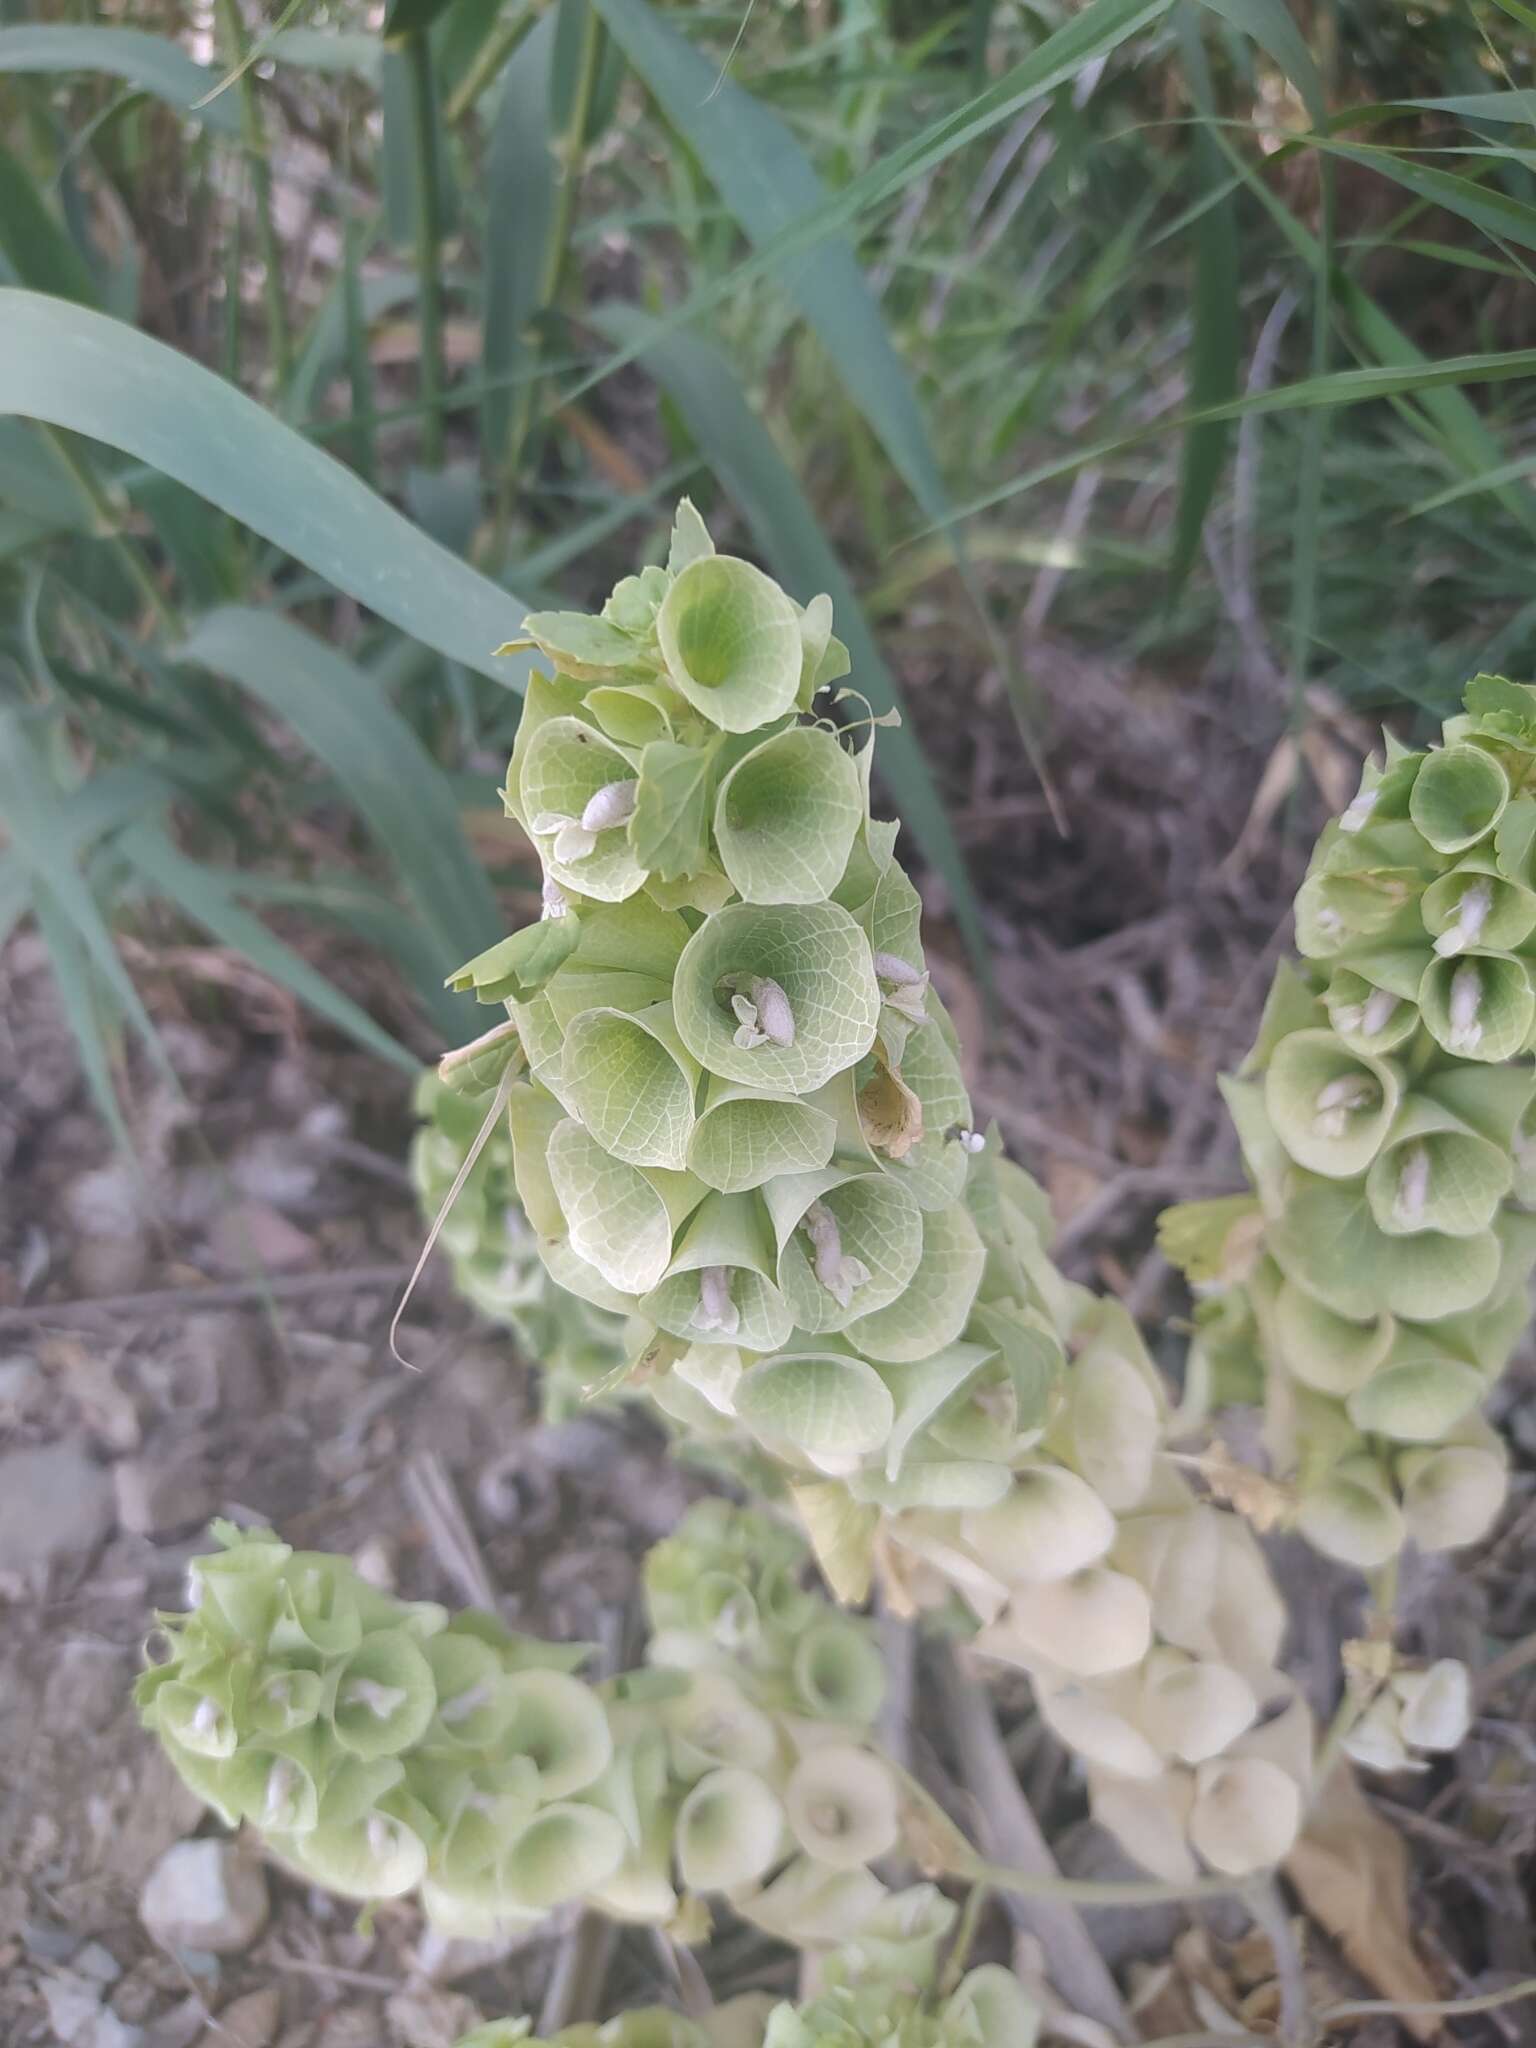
[432,504,1319,1885]
[762,1964,1038,2048]
[1163,673,1536,1578]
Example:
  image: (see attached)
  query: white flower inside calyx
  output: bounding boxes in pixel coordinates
[873,950,930,1027]
[1313,1073,1377,1138]
[265,1756,301,1824]
[1447,962,1484,1053]
[695,1265,741,1337]
[440,1681,497,1727]
[531,778,638,865]
[802,1200,871,1309]
[1339,786,1379,834]
[731,977,796,1050]
[1393,1142,1431,1227]
[341,1677,408,1720]
[1434,879,1492,958]
[541,875,570,920]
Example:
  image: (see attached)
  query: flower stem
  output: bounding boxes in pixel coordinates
[404,27,446,470]
[215,0,291,392]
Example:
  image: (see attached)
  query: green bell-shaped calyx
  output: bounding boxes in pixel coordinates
[1166,673,1536,1586]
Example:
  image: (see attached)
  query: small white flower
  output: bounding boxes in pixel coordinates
[954,1127,986,1155]
[1394,1142,1431,1227]
[341,1677,408,1720]
[531,810,597,864]
[1362,987,1399,1038]
[190,1695,222,1738]
[874,951,930,1026]
[541,874,569,919]
[694,1265,741,1337]
[366,1815,399,1863]
[1434,878,1492,958]
[440,1680,497,1726]
[802,1200,871,1309]
[579,778,638,833]
[1447,962,1484,1052]
[265,1757,300,1825]
[1339,786,1379,834]
[1312,1074,1375,1139]
[731,977,796,1050]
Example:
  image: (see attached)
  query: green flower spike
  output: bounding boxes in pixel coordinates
[142,1511,937,1951]
[1166,675,1536,1709]
[434,505,1326,1883]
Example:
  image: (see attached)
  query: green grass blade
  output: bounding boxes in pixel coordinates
[556,0,1175,413]
[1307,139,1536,258]
[0,25,241,134]
[175,606,501,970]
[1195,0,1322,120]
[590,0,948,527]
[0,290,534,686]
[595,306,986,979]
[120,826,423,1068]
[1169,13,1239,597]
[0,139,99,304]
[28,874,132,1152]
[482,10,556,461]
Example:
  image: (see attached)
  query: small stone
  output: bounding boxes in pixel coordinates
[197,1987,281,2048]
[139,1841,269,1956]
[73,1943,123,1985]
[207,1202,314,1274]
[0,1443,114,1572]
[114,1456,213,1539]
[41,1971,143,2048]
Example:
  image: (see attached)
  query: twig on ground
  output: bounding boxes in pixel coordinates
[538,1911,618,2035]
[931,1642,1134,2042]
[403,1449,500,1612]
[0,1262,413,1330]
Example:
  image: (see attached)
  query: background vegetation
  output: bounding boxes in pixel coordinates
[5,0,1536,1132]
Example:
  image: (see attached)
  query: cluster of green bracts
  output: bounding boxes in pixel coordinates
[452,1903,1037,2048]
[435,504,1314,1882]
[412,1071,633,1415]
[138,1509,955,1948]
[1167,679,1534,1588]
[452,1884,1036,2047]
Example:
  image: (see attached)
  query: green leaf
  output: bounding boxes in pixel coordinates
[562,0,1175,417]
[383,0,460,42]
[122,827,420,1068]
[0,25,241,134]
[594,309,987,977]
[0,291,533,687]
[630,738,714,881]
[1195,0,1323,121]
[0,140,99,305]
[481,10,556,460]
[589,0,948,530]
[1169,15,1238,598]
[177,608,500,969]
[448,919,580,1003]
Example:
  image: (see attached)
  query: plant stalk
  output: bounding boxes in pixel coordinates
[215,0,291,392]
[445,0,543,124]
[404,26,447,470]
[40,426,178,634]
[497,0,603,523]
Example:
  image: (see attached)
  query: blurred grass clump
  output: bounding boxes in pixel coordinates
[5,0,1536,1136]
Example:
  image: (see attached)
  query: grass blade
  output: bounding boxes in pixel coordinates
[0,139,99,304]
[0,24,241,134]
[482,10,556,462]
[1169,12,1239,597]
[175,606,502,971]
[0,290,535,687]
[556,0,1175,413]
[120,826,425,1066]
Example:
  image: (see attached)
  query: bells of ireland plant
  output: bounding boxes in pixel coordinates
[1163,674,1536,1597]
[138,1514,946,1950]
[412,1068,635,1417]
[437,500,1312,1885]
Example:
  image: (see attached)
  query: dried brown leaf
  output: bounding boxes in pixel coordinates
[1285,1765,1442,2044]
